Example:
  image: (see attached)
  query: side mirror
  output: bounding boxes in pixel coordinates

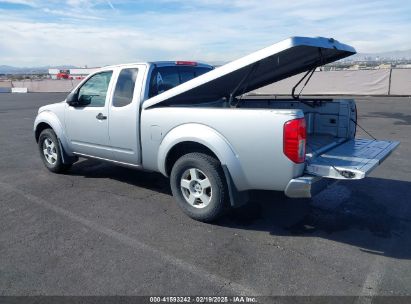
[66,92,79,106]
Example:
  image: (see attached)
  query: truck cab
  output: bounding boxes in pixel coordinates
[40,61,213,166]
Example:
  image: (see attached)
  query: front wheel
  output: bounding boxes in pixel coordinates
[38,128,72,173]
[170,153,228,222]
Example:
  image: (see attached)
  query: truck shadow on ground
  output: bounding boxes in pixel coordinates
[218,178,411,259]
[70,158,172,195]
[70,160,411,259]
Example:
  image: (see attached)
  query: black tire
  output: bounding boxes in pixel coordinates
[170,152,228,222]
[38,128,72,173]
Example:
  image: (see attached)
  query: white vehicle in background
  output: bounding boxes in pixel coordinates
[34,37,399,222]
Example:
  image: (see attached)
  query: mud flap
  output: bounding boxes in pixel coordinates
[58,139,78,165]
[305,139,399,180]
[222,165,249,207]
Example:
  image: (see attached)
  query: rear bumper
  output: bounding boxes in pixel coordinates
[284,175,336,198]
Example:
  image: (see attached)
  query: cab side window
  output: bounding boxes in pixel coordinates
[112,68,138,107]
[78,71,113,107]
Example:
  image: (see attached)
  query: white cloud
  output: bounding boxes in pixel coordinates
[42,7,103,20]
[0,0,37,6]
[0,20,199,66]
[0,0,410,66]
[105,0,114,10]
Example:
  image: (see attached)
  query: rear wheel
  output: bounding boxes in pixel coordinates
[170,153,228,222]
[38,129,72,173]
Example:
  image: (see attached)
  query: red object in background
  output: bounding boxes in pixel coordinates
[56,72,69,79]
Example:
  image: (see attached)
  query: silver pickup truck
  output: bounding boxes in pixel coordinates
[34,37,399,222]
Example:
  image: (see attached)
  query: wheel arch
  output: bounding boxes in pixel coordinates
[158,124,249,207]
[34,122,52,142]
[164,141,218,176]
[34,111,72,156]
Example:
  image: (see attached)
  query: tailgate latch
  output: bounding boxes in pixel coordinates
[338,170,356,179]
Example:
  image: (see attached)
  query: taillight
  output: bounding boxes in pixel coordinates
[283,118,306,163]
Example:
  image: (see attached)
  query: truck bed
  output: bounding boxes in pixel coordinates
[183,97,359,160]
[240,98,358,159]
[306,134,346,158]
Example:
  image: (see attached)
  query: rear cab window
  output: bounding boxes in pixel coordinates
[149,65,212,98]
[112,68,138,107]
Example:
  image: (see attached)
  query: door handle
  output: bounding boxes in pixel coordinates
[96,113,107,120]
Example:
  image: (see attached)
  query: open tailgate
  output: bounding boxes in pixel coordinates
[306,139,399,180]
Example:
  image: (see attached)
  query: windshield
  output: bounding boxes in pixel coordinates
[149,66,212,98]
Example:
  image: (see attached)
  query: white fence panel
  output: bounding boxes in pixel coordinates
[252,70,391,96]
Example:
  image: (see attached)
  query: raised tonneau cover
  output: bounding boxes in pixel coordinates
[143,36,356,109]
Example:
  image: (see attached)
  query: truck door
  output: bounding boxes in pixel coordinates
[65,70,114,159]
[108,66,145,165]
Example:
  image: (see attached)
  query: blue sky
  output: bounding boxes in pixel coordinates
[0,0,410,67]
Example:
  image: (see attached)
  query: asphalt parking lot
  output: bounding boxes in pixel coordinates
[1,93,411,297]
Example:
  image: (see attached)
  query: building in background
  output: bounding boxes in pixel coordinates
[48,68,99,80]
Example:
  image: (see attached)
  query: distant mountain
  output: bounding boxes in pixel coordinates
[0,65,79,74]
[344,49,411,61]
